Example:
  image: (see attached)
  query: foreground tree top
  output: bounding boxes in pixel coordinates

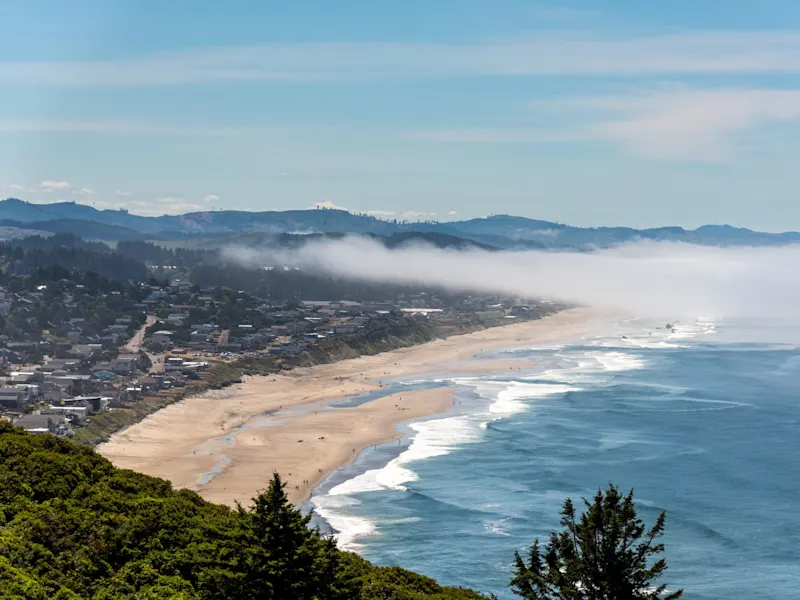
[511,484,683,600]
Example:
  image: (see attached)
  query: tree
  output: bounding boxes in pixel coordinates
[511,485,682,600]
[236,473,342,600]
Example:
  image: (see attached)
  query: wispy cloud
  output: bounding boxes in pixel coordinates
[40,180,71,190]
[7,31,800,85]
[4,183,37,194]
[130,196,205,216]
[115,189,133,197]
[72,187,95,195]
[581,88,800,161]
[202,194,220,203]
[416,87,800,161]
[401,210,458,219]
[311,199,348,211]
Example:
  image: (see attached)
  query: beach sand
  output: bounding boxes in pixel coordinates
[98,307,601,506]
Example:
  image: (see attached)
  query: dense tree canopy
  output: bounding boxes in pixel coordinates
[0,423,487,600]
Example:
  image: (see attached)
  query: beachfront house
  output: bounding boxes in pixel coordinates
[13,414,72,437]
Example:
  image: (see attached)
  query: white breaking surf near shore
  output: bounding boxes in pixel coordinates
[311,316,711,551]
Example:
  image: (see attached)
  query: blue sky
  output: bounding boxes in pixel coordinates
[2,1,800,230]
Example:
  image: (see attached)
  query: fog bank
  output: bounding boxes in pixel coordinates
[223,238,800,318]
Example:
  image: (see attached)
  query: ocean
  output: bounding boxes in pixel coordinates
[309,316,800,599]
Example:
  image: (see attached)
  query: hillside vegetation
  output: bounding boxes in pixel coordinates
[0,422,488,600]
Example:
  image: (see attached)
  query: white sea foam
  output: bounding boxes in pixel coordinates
[314,414,484,548]
[328,415,482,498]
[483,519,511,536]
[314,336,646,551]
[311,495,377,551]
[490,382,582,415]
[590,351,646,372]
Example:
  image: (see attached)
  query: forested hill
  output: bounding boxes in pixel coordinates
[3,198,799,248]
[0,422,488,600]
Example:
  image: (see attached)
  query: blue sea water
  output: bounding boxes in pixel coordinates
[309,317,800,599]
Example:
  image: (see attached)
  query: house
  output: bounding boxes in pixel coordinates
[190,331,210,343]
[14,414,72,437]
[65,396,110,413]
[109,354,140,375]
[44,358,81,373]
[40,382,67,404]
[164,358,208,374]
[71,344,103,358]
[150,331,174,347]
[140,376,165,393]
[0,386,27,412]
[44,405,88,425]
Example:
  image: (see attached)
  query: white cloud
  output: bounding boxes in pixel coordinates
[7,30,800,85]
[311,199,348,211]
[4,183,37,194]
[130,196,205,216]
[115,189,133,196]
[416,87,800,161]
[203,194,220,203]
[40,180,71,190]
[72,187,95,195]
[583,88,800,161]
[365,209,396,217]
[402,211,440,219]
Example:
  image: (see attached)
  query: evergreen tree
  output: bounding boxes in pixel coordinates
[511,484,682,600]
[237,473,342,600]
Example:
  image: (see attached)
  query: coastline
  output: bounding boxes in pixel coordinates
[98,307,603,506]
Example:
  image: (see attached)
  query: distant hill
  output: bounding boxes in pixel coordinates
[163,230,496,251]
[0,218,152,241]
[2,198,799,248]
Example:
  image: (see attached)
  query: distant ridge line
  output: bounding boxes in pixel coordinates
[1,197,798,247]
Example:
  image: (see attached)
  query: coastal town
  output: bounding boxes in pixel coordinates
[0,276,552,442]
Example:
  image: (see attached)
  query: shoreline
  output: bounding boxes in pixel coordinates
[98,307,604,506]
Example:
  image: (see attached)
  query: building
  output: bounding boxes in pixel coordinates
[44,405,89,425]
[150,331,174,347]
[13,414,72,437]
[109,354,140,375]
[0,386,26,412]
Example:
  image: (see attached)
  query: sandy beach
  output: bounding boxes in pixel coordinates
[98,307,602,505]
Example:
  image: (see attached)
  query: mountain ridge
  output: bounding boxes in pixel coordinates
[2,198,798,248]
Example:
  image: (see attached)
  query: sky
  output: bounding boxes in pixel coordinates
[2,0,800,230]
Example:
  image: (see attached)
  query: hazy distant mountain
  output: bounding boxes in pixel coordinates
[2,198,799,248]
[0,218,152,241]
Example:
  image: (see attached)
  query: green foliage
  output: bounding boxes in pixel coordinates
[511,485,682,600]
[0,423,489,600]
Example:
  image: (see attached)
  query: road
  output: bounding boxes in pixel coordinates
[124,313,163,374]
[126,314,158,353]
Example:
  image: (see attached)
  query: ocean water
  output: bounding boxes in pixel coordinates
[309,316,800,599]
